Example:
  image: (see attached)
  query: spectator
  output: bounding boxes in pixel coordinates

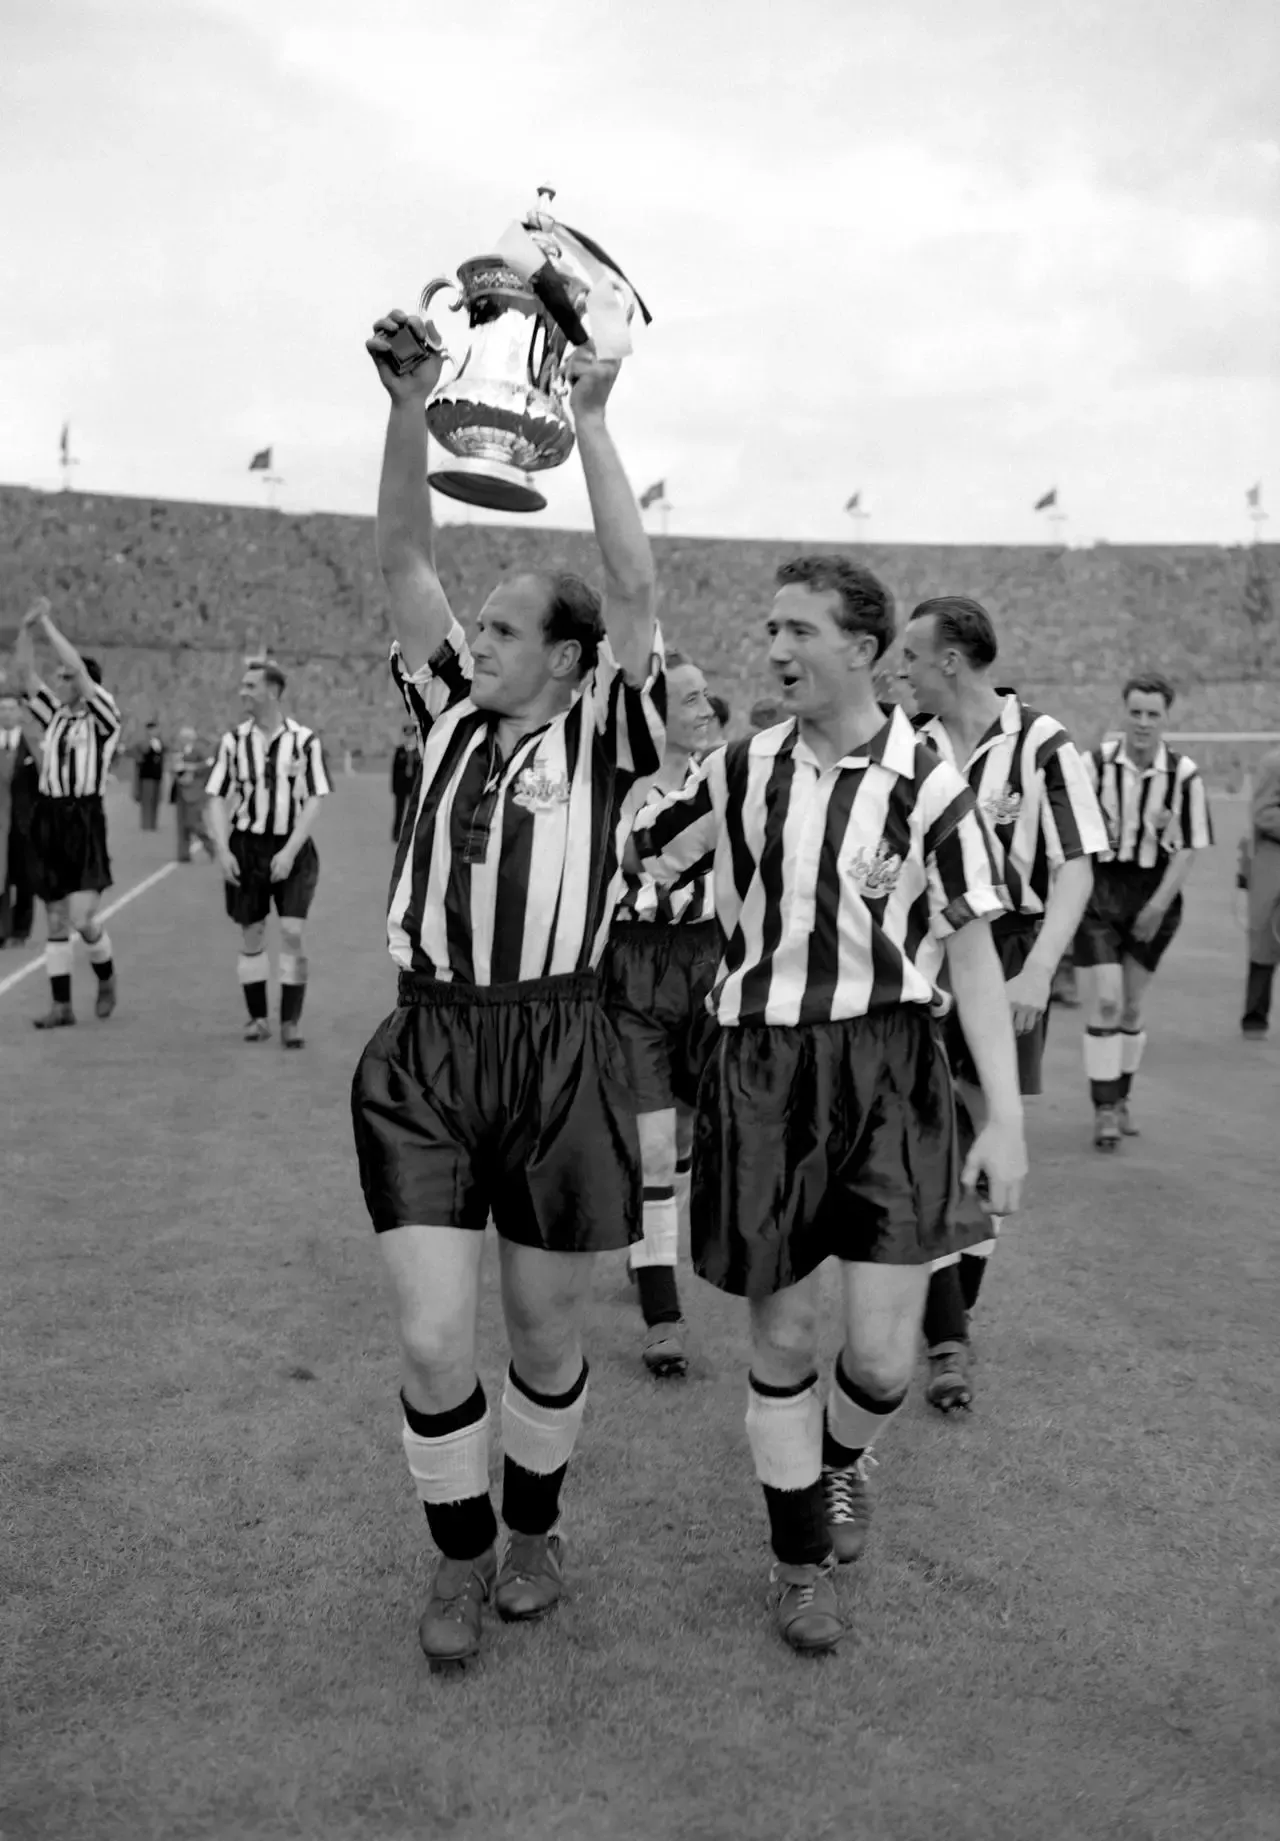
[0,690,38,946]
[133,719,166,829]
[1241,745,1280,1037]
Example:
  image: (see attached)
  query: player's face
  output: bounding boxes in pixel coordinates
[1124,689,1168,756]
[665,663,713,756]
[178,726,196,748]
[766,586,874,720]
[0,696,21,725]
[898,616,950,716]
[240,668,270,716]
[471,576,574,716]
[53,665,80,707]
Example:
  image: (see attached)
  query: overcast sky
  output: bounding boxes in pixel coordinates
[2,0,1277,544]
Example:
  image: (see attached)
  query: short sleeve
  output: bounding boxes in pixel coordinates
[391,621,474,740]
[579,625,666,782]
[920,762,1010,937]
[1038,732,1109,867]
[303,732,331,798]
[84,683,121,739]
[205,733,234,799]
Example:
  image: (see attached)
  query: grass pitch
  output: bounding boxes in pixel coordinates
[3,781,1277,1841]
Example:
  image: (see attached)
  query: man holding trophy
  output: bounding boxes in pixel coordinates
[353,199,664,1673]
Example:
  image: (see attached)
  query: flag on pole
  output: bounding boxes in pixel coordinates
[59,422,70,462]
[844,491,861,513]
[1246,482,1262,509]
[1033,488,1057,511]
[249,447,273,472]
[638,480,665,510]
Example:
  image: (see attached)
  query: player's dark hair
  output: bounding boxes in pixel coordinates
[774,555,895,661]
[536,571,604,680]
[246,655,287,696]
[707,693,730,729]
[1122,672,1175,710]
[749,696,783,730]
[909,596,999,668]
[82,656,104,685]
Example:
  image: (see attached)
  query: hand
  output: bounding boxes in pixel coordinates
[1132,901,1166,943]
[961,1117,1027,1218]
[269,847,295,883]
[566,341,620,420]
[21,596,51,630]
[219,850,240,885]
[366,310,445,402]
[1005,962,1052,1035]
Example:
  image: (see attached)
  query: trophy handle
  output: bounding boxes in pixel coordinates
[418,278,463,364]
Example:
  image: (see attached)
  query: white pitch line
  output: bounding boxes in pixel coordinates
[0,861,178,1000]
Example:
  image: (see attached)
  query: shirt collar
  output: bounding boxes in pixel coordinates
[781,703,919,777]
[919,692,1020,770]
[1115,738,1170,777]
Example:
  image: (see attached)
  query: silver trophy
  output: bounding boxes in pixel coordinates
[415,189,650,514]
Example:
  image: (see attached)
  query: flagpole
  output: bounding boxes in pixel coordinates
[59,424,78,492]
[844,507,870,540]
[659,495,671,538]
[1048,507,1068,545]
[1248,491,1267,544]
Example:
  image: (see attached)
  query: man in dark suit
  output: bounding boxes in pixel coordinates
[0,690,38,946]
[134,720,166,829]
[390,720,419,842]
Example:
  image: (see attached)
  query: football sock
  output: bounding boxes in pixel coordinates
[82,926,114,982]
[823,1358,906,1469]
[673,1152,692,1235]
[923,1261,969,1348]
[632,1183,681,1324]
[746,1372,829,1566]
[278,950,307,1024]
[501,1362,588,1535]
[401,1382,497,1561]
[1083,1026,1122,1106]
[1118,1028,1146,1098]
[46,937,73,1006]
[236,951,269,1020]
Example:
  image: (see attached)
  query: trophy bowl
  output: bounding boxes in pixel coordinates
[419,195,648,514]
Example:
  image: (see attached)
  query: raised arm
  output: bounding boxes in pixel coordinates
[15,598,51,697]
[37,609,100,705]
[566,348,657,685]
[366,310,457,675]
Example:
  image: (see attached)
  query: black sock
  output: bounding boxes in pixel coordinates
[244,982,268,1021]
[635,1264,681,1326]
[90,957,114,983]
[502,1363,588,1537]
[281,983,305,1024]
[50,974,71,1005]
[822,1358,906,1469]
[1117,1071,1132,1099]
[923,1261,969,1350]
[748,1371,831,1566]
[959,1254,987,1314]
[401,1384,498,1561]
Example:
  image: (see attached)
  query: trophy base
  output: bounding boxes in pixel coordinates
[428,458,548,515]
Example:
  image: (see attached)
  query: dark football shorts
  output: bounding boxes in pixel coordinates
[945,914,1047,1097]
[351,969,643,1250]
[224,833,319,928]
[1074,862,1182,974]
[692,1007,970,1299]
[604,919,720,1112]
[29,794,112,903]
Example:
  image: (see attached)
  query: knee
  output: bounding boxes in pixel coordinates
[637,1111,677,1187]
[241,923,266,955]
[503,1293,580,1379]
[280,920,305,952]
[1095,993,1122,1027]
[750,1297,819,1384]
[397,1304,474,1398]
[841,1332,915,1401]
[1119,1004,1142,1032]
[46,903,70,939]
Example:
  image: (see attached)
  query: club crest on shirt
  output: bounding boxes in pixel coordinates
[849,840,903,899]
[981,786,1022,827]
[512,762,571,813]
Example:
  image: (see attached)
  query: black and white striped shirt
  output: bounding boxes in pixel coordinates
[25,680,122,799]
[205,718,331,836]
[615,764,716,926]
[1085,739,1214,869]
[388,620,667,984]
[635,706,1007,1027]
[914,695,1108,918]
